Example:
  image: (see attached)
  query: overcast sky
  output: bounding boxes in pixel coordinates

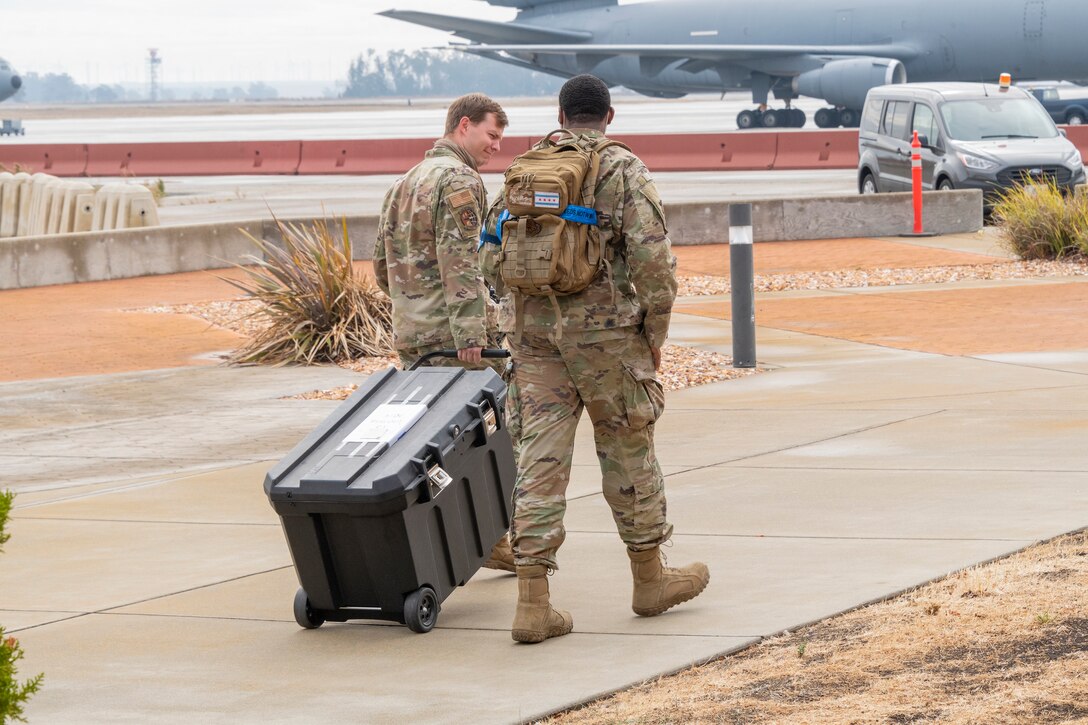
[1,0,532,85]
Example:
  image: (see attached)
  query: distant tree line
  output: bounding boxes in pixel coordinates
[344,49,564,98]
[6,49,563,105]
[9,73,282,104]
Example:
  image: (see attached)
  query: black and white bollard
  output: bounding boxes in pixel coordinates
[729,203,756,368]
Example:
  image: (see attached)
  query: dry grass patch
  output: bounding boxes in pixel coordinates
[545,530,1088,725]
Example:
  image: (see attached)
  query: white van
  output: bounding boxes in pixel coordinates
[858,82,1085,205]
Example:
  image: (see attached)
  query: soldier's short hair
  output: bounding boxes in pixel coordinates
[559,74,611,124]
[444,93,509,135]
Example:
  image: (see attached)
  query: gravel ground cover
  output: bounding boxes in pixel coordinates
[284,344,756,400]
[678,258,1088,296]
[145,256,1086,399]
[145,299,758,399]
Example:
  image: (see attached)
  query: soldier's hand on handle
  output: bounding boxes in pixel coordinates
[650,346,662,372]
[458,346,484,364]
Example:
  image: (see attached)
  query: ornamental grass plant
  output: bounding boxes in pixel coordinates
[227,218,394,365]
[992,178,1088,260]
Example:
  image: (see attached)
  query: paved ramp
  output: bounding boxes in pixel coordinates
[1,235,1085,722]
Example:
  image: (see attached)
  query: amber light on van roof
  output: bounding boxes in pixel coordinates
[999,72,1012,90]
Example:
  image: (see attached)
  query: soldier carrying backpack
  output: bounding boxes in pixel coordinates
[479,74,710,644]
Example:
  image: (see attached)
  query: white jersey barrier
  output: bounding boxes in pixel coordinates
[0,176,159,238]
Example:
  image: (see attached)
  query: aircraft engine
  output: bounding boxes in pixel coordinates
[794,57,907,109]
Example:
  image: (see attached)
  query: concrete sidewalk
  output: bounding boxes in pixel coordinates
[1,232,1086,723]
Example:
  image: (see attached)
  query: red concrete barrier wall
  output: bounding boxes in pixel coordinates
[84,141,302,177]
[772,129,859,170]
[298,139,435,175]
[3,131,879,179]
[0,144,88,176]
[1059,125,1088,159]
[299,136,536,176]
[613,132,777,171]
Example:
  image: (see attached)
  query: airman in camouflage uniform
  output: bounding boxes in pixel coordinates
[480,75,709,644]
[374,93,516,571]
[374,92,507,372]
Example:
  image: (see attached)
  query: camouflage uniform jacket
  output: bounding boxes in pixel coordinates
[374,139,491,351]
[480,129,678,349]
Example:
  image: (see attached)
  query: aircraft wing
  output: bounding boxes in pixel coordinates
[448,43,922,62]
[378,10,592,44]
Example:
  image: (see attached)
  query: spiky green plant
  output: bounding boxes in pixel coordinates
[992,178,1088,259]
[1,491,45,724]
[226,218,394,365]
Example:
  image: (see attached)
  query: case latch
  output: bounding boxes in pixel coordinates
[427,464,452,498]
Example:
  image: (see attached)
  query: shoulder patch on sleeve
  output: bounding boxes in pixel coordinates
[447,188,475,209]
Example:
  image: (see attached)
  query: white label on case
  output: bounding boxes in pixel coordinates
[342,403,428,447]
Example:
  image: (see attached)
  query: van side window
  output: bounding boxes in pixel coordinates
[884,100,912,140]
[911,104,940,146]
[1042,88,1059,102]
[861,98,882,133]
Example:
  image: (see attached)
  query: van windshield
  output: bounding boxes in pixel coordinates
[939,97,1058,141]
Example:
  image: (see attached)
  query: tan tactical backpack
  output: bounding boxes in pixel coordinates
[496,129,628,339]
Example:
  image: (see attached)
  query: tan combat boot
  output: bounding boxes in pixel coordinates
[628,546,710,617]
[483,534,516,573]
[511,564,573,643]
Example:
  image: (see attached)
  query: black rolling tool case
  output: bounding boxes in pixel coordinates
[265,354,515,633]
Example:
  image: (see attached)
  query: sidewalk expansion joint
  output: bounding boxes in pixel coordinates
[718,464,1088,473]
[664,409,946,472]
[93,565,293,616]
[563,528,1033,544]
[965,356,1088,377]
[12,515,278,527]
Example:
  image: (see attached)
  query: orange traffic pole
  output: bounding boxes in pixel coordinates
[911,130,923,234]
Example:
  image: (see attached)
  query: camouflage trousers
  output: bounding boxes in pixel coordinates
[508,326,673,570]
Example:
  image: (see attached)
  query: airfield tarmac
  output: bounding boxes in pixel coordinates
[0,95,858,222]
[0,93,832,143]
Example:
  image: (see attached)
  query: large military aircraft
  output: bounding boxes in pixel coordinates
[0,58,22,103]
[381,0,1088,129]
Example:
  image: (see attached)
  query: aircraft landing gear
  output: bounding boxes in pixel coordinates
[737,109,760,129]
[737,107,806,129]
[839,108,861,127]
[814,107,861,128]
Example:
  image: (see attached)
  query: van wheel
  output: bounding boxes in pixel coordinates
[860,172,878,195]
[1066,111,1085,125]
[937,178,955,191]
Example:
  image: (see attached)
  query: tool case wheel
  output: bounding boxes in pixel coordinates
[403,586,439,633]
[293,587,325,629]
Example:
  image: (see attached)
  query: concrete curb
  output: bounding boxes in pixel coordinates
[0,191,982,289]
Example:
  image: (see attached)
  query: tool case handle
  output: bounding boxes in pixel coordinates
[408,348,510,371]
